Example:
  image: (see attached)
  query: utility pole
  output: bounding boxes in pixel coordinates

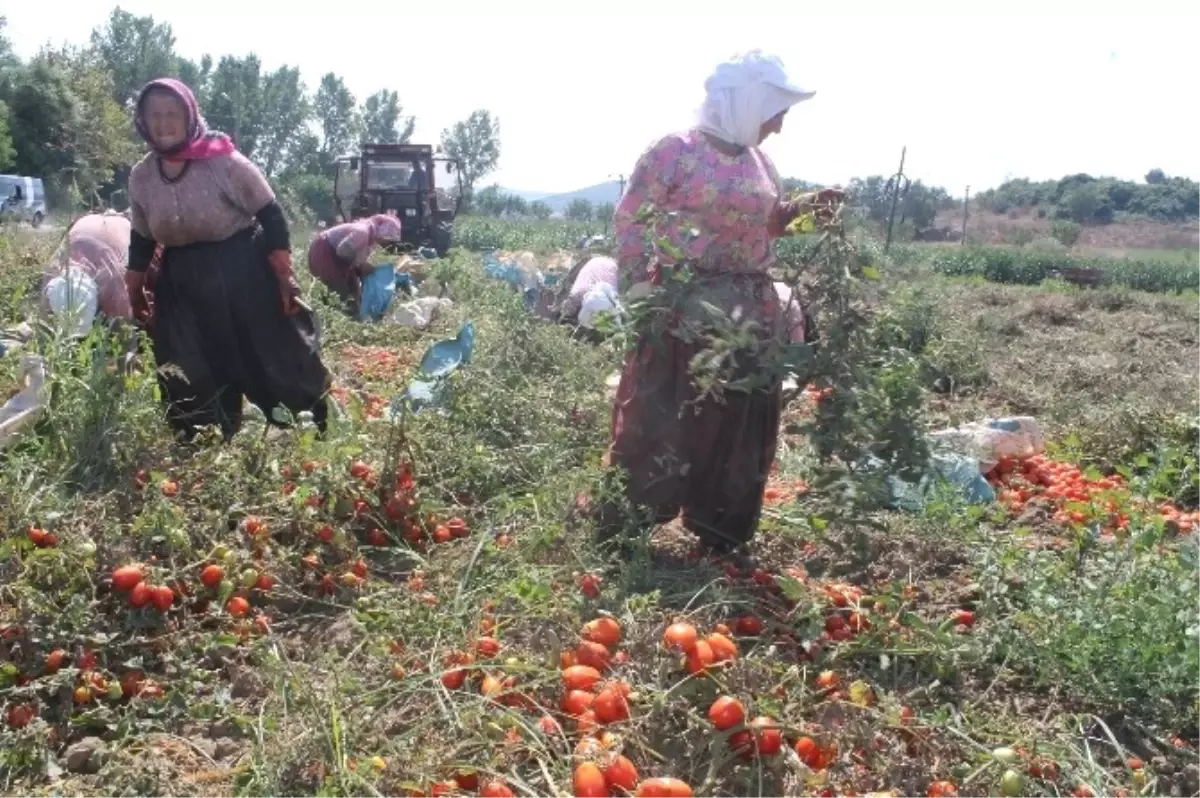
[961,186,970,245]
[884,146,909,252]
[604,174,626,235]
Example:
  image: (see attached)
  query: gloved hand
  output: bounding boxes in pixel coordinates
[795,188,846,221]
[627,281,655,300]
[124,270,152,327]
[267,249,301,316]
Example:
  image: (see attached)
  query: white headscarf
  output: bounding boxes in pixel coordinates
[695,50,815,148]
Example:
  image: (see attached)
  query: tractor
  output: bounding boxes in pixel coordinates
[333,144,464,256]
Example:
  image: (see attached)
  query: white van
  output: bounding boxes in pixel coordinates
[0,175,47,228]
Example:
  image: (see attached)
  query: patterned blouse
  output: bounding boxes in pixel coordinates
[128,151,275,248]
[612,129,792,337]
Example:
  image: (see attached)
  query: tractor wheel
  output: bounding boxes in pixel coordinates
[432,221,453,257]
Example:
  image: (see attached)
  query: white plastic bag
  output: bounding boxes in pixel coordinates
[0,355,48,450]
[578,283,622,330]
[44,266,99,338]
[387,296,453,330]
[928,416,1045,474]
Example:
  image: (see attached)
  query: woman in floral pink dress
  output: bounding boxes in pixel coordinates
[601,50,842,554]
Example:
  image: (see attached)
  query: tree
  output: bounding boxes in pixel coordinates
[595,201,615,223]
[255,65,309,177]
[440,109,500,196]
[205,55,264,157]
[1059,183,1111,224]
[1145,168,1167,185]
[88,9,178,108]
[175,55,213,105]
[565,198,594,221]
[3,59,82,179]
[361,89,414,145]
[0,16,18,70]
[314,73,358,166]
[529,200,552,220]
[0,101,15,170]
[471,184,505,216]
[58,49,140,199]
[280,131,324,179]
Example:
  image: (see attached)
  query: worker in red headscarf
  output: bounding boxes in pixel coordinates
[306,214,404,313]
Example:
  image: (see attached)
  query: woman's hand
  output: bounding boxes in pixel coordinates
[124,270,153,327]
[266,249,302,316]
[627,281,655,300]
[797,188,846,221]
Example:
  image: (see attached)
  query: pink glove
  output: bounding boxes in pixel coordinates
[267,249,301,315]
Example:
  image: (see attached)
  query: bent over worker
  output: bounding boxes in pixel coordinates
[306,215,404,314]
[41,210,133,332]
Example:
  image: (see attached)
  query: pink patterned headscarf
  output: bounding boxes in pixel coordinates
[134,78,236,161]
[368,213,404,244]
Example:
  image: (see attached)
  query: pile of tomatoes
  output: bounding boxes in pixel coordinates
[988,453,1198,534]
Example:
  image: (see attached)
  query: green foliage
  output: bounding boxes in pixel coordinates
[1050,219,1082,247]
[0,58,83,180]
[87,8,178,107]
[470,185,529,218]
[978,172,1200,223]
[927,247,1198,294]
[453,217,602,252]
[978,521,1199,729]
[360,89,414,145]
[565,198,594,221]
[848,175,957,237]
[440,109,501,197]
[313,73,359,167]
[0,100,15,171]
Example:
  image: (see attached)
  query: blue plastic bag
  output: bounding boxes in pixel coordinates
[877,452,996,512]
[397,322,476,414]
[359,264,397,321]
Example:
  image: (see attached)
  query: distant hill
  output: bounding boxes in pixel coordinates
[495,187,550,203]
[538,181,625,213]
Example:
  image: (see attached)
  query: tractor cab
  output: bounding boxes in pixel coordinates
[333,144,463,256]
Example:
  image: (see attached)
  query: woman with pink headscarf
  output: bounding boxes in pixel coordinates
[306,214,404,313]
[124,77,330,443]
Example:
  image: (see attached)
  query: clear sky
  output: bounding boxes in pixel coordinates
[6,0,1198,197]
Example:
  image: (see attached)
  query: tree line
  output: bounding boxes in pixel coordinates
[0,9,503,223]
[975,171,1199,225]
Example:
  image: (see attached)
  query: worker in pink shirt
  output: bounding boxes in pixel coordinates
[306,214,404,312]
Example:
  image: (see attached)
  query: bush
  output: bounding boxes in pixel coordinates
[927,247,1197,294]
[1049,219,1082,247]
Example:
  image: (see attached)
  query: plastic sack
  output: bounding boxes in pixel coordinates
[884,453,997,512]
[386,296,453,330]
[578,283,622,330]
[858,449,996,512]
[0,355,48,450]
[928,416,1044,474]
[44,267,99,337]
[396,321,476,414]
[773,282,807,344]
[359,263,398,321]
